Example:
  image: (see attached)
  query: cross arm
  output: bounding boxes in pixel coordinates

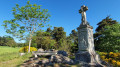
[79,9,82,13]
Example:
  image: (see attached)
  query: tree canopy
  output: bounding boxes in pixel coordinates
[94,16,119,51]
[0,36,16,47]
[97,24,120,52]
[2,1,50,52]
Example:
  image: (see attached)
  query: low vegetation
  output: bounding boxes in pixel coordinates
[19,46,37,53]
[0,46,32,67]
[98,51,120,66]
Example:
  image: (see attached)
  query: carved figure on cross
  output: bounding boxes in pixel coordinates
[79,5,88,25]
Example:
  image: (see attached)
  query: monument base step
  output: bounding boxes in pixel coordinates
[75,51,112,67]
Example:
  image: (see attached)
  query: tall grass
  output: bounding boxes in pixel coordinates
[0,46,32,67]
[0,46,20,62]
[0,46,19,55]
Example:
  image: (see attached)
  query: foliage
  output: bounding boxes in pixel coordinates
[52,27,67,49]
[98,51,120,66]
[68,29,78,53]
[31,31,57,49]
[0,36,16,47]
[25,27,78,53]
[2,1,50,52]
[46,27,52,33]
[17,43,26,47]
[51,27,72,52]
[96,24,120,52]
[52,27,66,42]
[19,46,37,53]
[5,39,16,47]
[28,27,73,53]
[94,16,118,51]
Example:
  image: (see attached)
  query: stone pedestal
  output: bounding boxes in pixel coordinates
[75,51,103,66]
[77,24,94,51]
[75,51,91,63]
[75,24,105,66]
[75,5,111,67]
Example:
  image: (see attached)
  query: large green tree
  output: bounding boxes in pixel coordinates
[52,27,66,41]
[52,27,66,48]
[97,24,120,52]
[3,1,50,52]
[31,30,56,50]
[94,16,118,51]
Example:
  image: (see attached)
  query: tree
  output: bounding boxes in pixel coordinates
[17,43,26,47]
[0,36,16,47]
[31,31,56,50]
[46,27,52,33]
[52,27,66,48]
[52,27,66,41]
[94,16,118,50]
[0,36,4,46]
[68,29,78,53]
[97,24,120,52]
[3,1,50,52]
[6,39,16,47]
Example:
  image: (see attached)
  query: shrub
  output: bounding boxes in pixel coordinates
[98,51,120,66]
[19,46,37,53]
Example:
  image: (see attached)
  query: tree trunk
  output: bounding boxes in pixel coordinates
[28,37,32,53]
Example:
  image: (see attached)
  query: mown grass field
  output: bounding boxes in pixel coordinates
[0,46,32,67]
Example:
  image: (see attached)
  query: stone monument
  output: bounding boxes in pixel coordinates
[75,5,106,66]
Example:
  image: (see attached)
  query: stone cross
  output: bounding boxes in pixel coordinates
[79,5,88,25]
[75,5,107,66]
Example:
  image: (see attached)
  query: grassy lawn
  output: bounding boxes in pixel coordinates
[0,46,32,67]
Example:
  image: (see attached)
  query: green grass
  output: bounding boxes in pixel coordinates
[0,46,32,67]
[0,46,20,62]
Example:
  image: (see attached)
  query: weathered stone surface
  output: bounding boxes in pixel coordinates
[37,48,44,52]
[57,50,68,56]
[50,54,73,64]
[75,51,91,63]
[75,51,108,67]
[32,49,57,58]
[77,25,95,51]
[75,5,111,67]
[79,5,88,25]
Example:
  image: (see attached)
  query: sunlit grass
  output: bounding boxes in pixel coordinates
[0,46,20,62]
[0,46,32,67]
[0,46,19,55]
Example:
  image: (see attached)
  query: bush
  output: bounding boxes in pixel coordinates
[19,46,37,53]
[98,51,120,66]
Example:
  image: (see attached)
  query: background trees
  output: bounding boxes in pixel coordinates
[96,24,120,52]
[0,36,16,47]
[25,27,76,53]
[52,27,66,48]
[31,30,56,49]
[68,29,78,53]
[94,16,119,52]
[3,1,50,52]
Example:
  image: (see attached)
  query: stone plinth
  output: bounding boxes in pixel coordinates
[75,5,111,67]
[75,51,103,66]
[76,24,107,66]
[75,51,91,63]
[77,24,94,51]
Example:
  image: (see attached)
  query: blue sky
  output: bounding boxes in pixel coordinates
[0,0,120,43]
